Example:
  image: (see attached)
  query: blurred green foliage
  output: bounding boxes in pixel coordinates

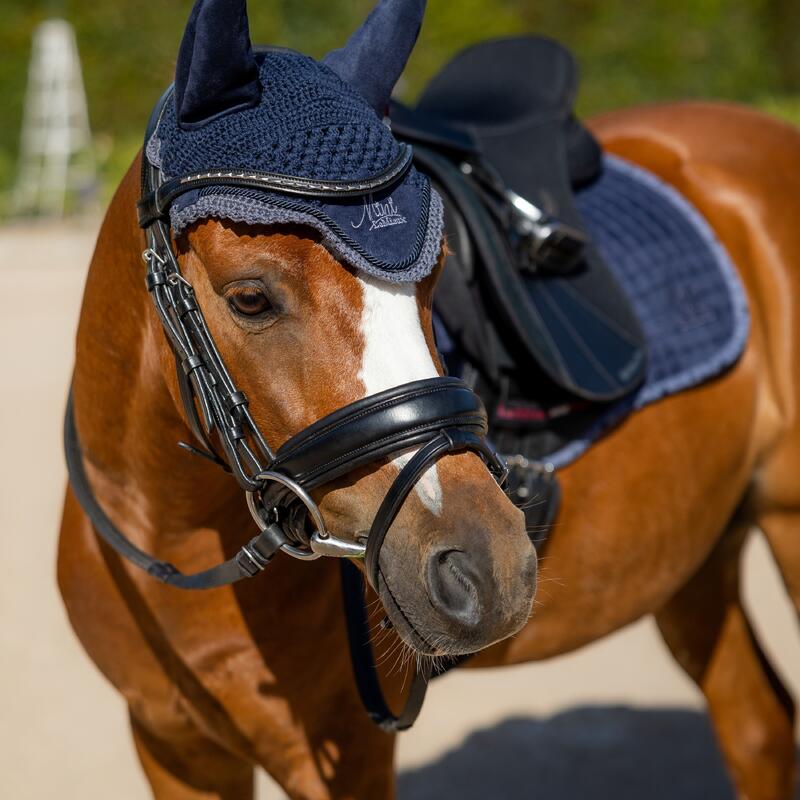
[1,0,799,209]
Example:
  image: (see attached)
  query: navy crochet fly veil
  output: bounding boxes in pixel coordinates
[146,0,441,283]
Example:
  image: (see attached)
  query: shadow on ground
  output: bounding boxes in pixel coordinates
[399,706,800,800]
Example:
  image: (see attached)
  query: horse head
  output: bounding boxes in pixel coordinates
[175,216,537,655]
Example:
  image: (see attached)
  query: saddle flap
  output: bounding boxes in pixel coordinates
[416,147,647,402]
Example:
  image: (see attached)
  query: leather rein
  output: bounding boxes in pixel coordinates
[64,88,508,731]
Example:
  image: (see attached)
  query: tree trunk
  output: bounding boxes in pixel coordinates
[766,0,800,92]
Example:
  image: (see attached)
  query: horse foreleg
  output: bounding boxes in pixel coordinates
[654,518,797,800]
[129,712,254,800]
[760,510,800,617]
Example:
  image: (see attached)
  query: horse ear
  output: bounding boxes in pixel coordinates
[323,0,426,115]
[174,0,261,130]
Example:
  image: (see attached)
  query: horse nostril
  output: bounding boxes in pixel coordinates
[426,548,482,627]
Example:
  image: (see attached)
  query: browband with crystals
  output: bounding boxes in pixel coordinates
[138,143,414,226]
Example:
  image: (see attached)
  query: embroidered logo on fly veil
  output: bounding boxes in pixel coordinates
[351,195,407,231]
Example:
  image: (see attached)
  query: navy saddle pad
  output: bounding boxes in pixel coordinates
[436,154,750,468]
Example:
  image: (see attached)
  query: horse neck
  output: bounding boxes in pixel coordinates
[72,156,241,539]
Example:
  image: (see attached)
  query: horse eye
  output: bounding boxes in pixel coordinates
[227,287,273,318]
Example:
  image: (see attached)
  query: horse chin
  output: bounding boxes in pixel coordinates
[376,575,444,657]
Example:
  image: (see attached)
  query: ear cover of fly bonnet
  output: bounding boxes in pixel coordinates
[323,0,426,115]
[174,0,262,129]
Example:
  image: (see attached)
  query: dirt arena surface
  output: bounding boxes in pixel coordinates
[1,220,797,799]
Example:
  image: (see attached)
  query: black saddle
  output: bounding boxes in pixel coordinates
[391,36,647,406]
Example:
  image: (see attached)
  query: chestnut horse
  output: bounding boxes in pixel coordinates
[59,99,800,800]
[57,10,800,796]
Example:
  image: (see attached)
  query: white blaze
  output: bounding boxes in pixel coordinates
[357,275,443,515]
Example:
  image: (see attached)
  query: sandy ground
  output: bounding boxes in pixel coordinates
[0,220,797,799]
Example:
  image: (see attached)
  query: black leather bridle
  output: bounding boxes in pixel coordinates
[64,88,508,730]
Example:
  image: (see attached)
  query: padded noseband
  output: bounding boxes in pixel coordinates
[273,377,487,489]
